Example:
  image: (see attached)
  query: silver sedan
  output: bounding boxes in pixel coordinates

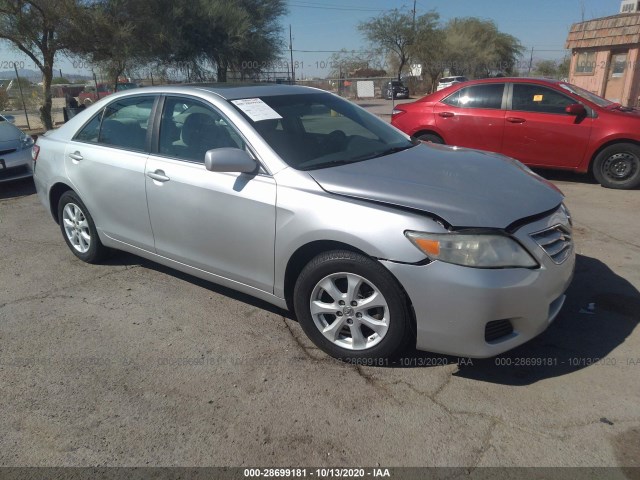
[32,84,574,359]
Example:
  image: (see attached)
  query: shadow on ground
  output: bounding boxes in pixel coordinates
[105,250,638,385]
[104,251,292,320]
[0,178,36,199]
[533,167,598,185]
[452,254,639,385]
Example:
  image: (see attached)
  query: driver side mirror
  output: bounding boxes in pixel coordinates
[565,103,587,116]
[204,148,258,173]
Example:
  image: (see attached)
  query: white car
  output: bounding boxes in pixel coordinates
[436,76,469,91]
[0,114,34,182]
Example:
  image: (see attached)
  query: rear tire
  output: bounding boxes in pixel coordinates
[293,250,412,360]
[416,133,444,144]
[57,191,107,263]
[592,143,640,189]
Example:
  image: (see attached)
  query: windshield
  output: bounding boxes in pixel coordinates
[231,92,415,170]
[559,83,614,108]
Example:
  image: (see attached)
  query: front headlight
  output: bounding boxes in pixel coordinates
[20,134,34,150]
[405,230,538,268]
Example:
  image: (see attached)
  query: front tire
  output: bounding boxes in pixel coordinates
[592,143,640,189]
[293,250,411,359]
[58,191,107,263]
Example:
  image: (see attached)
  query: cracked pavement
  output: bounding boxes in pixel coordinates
[0,172,639,468]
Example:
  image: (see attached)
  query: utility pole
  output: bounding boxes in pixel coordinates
[412,0,416,29]
[13,63,30,130]
[528,47,534,75]
[289,25,295,84]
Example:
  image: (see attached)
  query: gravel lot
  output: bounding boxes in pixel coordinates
[0,108,639,468]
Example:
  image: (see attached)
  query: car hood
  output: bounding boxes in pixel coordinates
[308,144,563,229]
[608,106,640,117]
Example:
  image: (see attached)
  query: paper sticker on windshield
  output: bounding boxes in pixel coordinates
[533,94,543,102]
[231,98,282,122]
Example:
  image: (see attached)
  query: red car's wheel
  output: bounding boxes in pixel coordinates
[593,143,640,190]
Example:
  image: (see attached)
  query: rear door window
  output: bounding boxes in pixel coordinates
[98,96,155,151]
[74,96,156,149]
[443,84,505,109]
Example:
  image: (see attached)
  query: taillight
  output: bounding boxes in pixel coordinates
[32,145,40,161]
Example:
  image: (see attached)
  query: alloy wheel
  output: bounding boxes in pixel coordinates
[62,203,91,253]
[309,272,390,350]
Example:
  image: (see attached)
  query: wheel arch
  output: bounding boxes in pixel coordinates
[49,182,75,224]
[284,240,364,311]
[412,129,445,143]
[283,240,417,339]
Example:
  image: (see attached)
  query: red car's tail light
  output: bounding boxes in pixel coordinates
[32,145,40,161]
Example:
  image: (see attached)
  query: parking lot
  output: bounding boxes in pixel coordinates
[1,118,639,468]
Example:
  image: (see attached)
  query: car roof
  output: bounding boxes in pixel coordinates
[459,77,563,86]
[172,83,322,100]
[78,83,321,101]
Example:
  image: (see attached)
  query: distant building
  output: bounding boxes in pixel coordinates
[565,4,640,106]
[620,0,640,13]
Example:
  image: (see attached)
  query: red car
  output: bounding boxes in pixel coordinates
[391,78,640,189]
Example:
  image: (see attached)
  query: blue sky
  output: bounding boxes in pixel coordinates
[0,0,621,79]
[286,0,619,77]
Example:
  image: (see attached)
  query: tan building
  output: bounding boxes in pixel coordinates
[566,12,640,107]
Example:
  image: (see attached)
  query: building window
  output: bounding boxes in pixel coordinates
[611,53,627,78]
[575,51,596,74]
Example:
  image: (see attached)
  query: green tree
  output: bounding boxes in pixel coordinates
[71,0,287,83]
[359,9,439,80]
[52,76,70,84]
[64,0,158,90]
[0,0,79,129]
[410,24,447,92]
[557,55,571,79]
[444,18,524,78]
[533,59,559,78]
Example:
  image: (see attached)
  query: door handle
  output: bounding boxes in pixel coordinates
[506,117,526,124]
[69,151,83,161]
[147,170,170,182]
[438,112,454,118]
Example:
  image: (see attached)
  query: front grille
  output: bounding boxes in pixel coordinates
[485,319,514,342]
[530,225,573,264]
[0,148,17,155]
